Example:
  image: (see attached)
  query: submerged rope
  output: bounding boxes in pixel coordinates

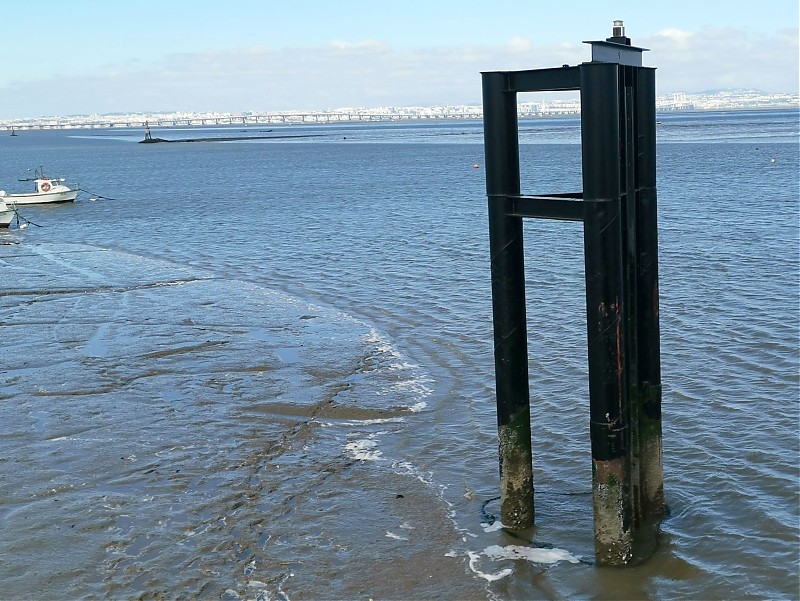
[11,205,42,228]
[79,188,117,201]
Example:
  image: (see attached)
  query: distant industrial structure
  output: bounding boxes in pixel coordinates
[1,90,796,131]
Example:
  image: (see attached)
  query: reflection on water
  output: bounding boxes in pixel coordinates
[0,110,798,599]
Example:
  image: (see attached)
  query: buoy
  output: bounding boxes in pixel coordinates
[770,158,776,163]
[473,164,480,169]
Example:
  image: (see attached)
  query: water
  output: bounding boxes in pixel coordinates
[0,110,797,600]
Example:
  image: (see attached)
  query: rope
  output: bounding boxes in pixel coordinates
[3,187,119,229]
[11,205,42,228]
[79,188,117,201]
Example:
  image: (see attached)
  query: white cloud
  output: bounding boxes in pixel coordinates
[654,28,694,48]
[329,39,391,54]
[506,37,534,53]
[639,27,798,93]
[0,26,796,119]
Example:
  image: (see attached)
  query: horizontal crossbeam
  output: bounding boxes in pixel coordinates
[481,66,581,93]
[493,193,585,221]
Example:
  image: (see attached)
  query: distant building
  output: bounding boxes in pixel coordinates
[0,90,796,130]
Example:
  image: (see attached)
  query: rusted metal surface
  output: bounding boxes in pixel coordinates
[482,24,663,565]
[483,71,535,529]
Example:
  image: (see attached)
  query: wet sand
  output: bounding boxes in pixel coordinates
[0,243,488,599]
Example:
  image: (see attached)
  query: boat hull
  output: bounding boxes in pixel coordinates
[0,202,13,227]
[2,189,79,205]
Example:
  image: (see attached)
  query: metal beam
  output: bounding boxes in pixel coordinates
[482,66,581,93]
[482,71,535,530]
[502,194,585,221]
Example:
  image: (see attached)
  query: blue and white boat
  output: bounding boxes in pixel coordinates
[0,166,79,206]
[0,200,13,227]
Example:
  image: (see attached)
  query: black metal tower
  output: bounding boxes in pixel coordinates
[482,21,664,566]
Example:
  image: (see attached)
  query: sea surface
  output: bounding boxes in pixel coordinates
[0,109,797,600]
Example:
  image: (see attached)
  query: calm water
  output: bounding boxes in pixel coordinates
[0,110,797,600]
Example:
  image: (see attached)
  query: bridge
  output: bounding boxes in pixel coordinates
[1,109,484,131]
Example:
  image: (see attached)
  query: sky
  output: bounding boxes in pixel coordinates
[0,0,797,119]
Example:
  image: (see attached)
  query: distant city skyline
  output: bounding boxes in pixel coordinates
[2,89,795,131]
[0,0,797,120]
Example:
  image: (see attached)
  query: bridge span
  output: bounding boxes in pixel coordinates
[3,110,483,131]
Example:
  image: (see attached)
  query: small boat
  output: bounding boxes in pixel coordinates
[0,166,79,206]
[0,200,14,227]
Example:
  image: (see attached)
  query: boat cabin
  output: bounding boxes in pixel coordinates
[35,177,65,193]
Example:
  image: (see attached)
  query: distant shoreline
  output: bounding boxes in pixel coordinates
[1,105,797,133]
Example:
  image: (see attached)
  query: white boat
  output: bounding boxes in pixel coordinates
[0,200,14,227]
[0,166,79,205]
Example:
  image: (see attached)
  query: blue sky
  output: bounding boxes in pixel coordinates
[0,0,797,118]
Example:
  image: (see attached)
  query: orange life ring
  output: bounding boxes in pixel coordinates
[41,182,51,192]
